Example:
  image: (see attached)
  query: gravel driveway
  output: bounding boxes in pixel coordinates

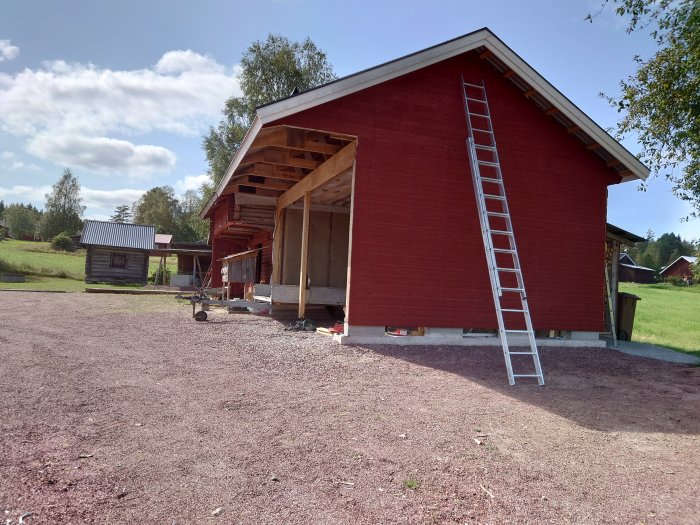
[1,291,698,524]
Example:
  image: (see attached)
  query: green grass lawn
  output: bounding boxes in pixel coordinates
[0,239,177,291]
[619,282,700,357]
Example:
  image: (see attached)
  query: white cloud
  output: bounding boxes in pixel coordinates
[81,187,145,210]
[0,40,19,62]
[0,184,146,215]
[0,50,241,178]
[175,174,210,193]
[1,150,41,171]
[0,184,51,202]
[28,135,176,177]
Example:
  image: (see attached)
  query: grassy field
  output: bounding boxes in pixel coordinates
[0,239,177,291]
[619,282,700,357]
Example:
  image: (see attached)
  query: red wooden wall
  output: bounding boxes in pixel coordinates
[272,52,620,331]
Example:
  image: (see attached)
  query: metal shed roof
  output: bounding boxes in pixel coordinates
[80,220,155,250]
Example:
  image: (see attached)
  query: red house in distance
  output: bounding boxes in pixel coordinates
[201,28,649,346]
[660,256,698,282]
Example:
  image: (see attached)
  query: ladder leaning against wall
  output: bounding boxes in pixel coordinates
[461,77,545,386]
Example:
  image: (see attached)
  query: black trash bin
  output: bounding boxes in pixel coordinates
[617,292,641,341]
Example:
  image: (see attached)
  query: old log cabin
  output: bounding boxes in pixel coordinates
[201,28,649,346]
[81,220,155,285]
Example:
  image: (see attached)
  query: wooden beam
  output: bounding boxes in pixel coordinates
[523,89,537,98]
[244,148,321,170]
[250,126,343,155]
[479,50,493,59]
[233,177,293,191]
[607,159,622,167]
[503,70,515,79]
[586,143,602,150]
[276,141,357,212]
[545,107,560,115]
[271,207,284,285]
[298,192,311,318]
[566,125,581,133]
[235,163,303,182]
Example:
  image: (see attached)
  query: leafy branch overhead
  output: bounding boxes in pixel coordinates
[589,0,700,213]
[202,34,336,197]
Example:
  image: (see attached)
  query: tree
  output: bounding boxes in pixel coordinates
[4,203,42,239]
[133,186,179,234]
[0,200,5,220]
[110,204,133,223]
[588,1,700,213]
[37,169,85,240]
[202,34,336,195]
[176,190,209,242]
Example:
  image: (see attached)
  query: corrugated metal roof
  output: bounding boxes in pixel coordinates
[80,220,155,250]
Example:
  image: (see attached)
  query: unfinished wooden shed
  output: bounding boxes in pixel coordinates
[201,28,649,346]
[80,220,155,285]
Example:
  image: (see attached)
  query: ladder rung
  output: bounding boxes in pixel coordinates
[480,177,502,184]
[490,230,513,235]
[487,211,509,218]
[501,287,525,292]
[478,160,500,167]
[501,308,526,312]
[509,352,536,355]
[493,248,516,253]
[470,113,490,119]
[472,128,493,134]
[496,267,520,272]
[504,329,530,333]
[513,374,543,378]
[464,82,485,90]
[484,194,505,200]
[475,144,496,151]
[465,96,487,103]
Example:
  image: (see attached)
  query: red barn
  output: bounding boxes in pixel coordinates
[201,28,649,346]
[660,256,698,282]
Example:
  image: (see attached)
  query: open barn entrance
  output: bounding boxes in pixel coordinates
[213,125,357,319]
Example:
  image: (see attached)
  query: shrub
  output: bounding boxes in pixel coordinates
[667,276,688,287]
[50,232,75,252]
[149,267,171,285]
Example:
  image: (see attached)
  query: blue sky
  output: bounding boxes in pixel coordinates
[0,0,696,241]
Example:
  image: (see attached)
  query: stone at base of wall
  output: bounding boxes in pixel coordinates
[334,325,606,347]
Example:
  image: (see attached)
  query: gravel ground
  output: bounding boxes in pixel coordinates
[0,291,698,524]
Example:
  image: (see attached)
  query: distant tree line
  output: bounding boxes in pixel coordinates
[623,230,698,271]
[1,170,208,245]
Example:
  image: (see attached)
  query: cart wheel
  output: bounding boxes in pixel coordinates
[194,310,208,322]
[618,329,629,341]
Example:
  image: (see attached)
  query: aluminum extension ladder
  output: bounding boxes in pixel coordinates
[461,78,545,386]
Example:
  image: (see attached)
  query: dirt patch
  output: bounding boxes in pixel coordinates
[0,292,698,524]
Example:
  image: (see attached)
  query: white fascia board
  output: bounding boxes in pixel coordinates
[483,35,649,182]
[200,116,263,218]
[257,32,490,124]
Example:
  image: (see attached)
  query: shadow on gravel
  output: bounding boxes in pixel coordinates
[360,344,700,435]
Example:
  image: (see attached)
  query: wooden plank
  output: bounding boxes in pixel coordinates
[276,141,357,211]
[523,88,536,98]
[586,143,602,150]
[503,70,515,78]
[234,163,303,182]
[545,107,560,115]
[298,192,311,318]
[244,148,321,169]
[566,125,581,133]
[271,207,284,284]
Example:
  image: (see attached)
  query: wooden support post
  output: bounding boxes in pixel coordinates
[163,255,168,286]
[298,191,311,319]
[271,207,284,285]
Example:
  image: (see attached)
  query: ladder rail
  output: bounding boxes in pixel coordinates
[461,77,545,386]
